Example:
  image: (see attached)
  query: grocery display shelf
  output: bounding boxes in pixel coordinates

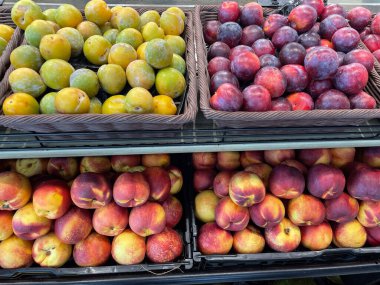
[1,260,380,284]
[2,0,380,284]
[0,0,378,160]
[1,115,380,158]
[0,0,379,158]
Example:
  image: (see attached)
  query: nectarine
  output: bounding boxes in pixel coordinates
[233,225,265,254]
[112,229,146,265]
[129,202,166,237]
[197,222,233,254]
[146,227,183,263]
[74,233,111,266]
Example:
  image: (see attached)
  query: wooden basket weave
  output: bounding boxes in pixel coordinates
[196,5,380,128]
[365,13,380,75]
[0,7,23,80]
[0,8,197,133]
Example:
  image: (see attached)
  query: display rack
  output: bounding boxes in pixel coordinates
[2,0,380,284]
[2,117,380,158]
[3,260,380,284]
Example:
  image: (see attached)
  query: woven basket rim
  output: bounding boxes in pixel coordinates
[0,7,21,79]
[0,7,11,13]
[195,5,380,126]
[0,8,198,131]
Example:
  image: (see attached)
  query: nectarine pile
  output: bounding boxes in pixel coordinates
[0,153,184,269]
[205,1,378,112]
[194,148,380,254]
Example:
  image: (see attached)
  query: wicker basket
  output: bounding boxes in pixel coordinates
[361,14,380,76]
[0,8,197,133]
[0,7,23,80]
[196,5,380,128]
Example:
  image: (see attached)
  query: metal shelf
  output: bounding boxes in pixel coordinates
[1,260,380,284]
[1,114,380,158]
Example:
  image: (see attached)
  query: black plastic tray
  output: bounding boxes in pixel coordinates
[0,154,193,280]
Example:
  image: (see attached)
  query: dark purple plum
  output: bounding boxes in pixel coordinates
[315,89,350,109]
[306,46,321,53]
[263,14,288,38]
[204,20,221,45]
[360,27,371,41]
[242,85,272,111]
[320,4,347,21]
[279,42,306,65]
[240,25,264,46]
[240,2,264,27]
[254,66,287,98]
[298,32,320,49]
[371,14,380,35]
[333,63,368,95]
[208,42,231,60]
[310,22,320,33]
[271,97,293,111]
[288,5,318,33]
[210,71,240,93]
[208,57,231,77]
[374,50,380,62]
[332,27,360,53]
[344,49,375,72]
[307,79,333,99]
[363,34,380,52]
[217,22,243,48]
[231,51,261,82]
[319,14,348,41]
[337,52,345,66]
[287,92,314,110]
[218,1,240,23]
[280,64,310,93]
[259,54,282,68]
[347,7,372,31]
[210,83,243,111]
[349,91,376,109]
[301,0,325,16]
[304,46,340,80]
[272,26,299,50]
[252,39,275,57]
[229,45,254,61]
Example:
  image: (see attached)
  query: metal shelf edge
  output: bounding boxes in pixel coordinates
[1,261,380,284]
[3,138,380,159]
